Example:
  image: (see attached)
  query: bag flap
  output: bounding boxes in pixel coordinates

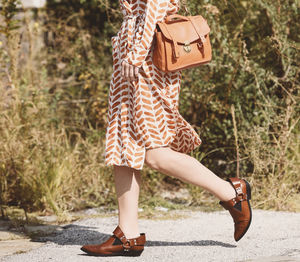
[157,15,210,44]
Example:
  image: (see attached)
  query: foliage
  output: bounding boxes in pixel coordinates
[0,0,21,82]
[0,0,21,34]
[0,0,299,215]
[181,0,299,209]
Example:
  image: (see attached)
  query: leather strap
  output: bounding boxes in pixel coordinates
[220,178,248,210]
[180,0,191,16]
[220,194,247,210]
[113,226,127,244]
[187,17,206,57]
[113,226,145,251]
[228,178,244,196]
[160,23,180,58]
[188,16,206,48]
[128,235,145,246]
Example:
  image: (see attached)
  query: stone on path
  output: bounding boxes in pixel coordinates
[0,239,44,258]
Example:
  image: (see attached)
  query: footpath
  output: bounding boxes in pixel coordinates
[0,209,300,262]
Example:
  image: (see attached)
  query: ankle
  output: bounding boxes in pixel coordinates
[118,225,140,239]
[123,232,140,239]
[219,181,236,202]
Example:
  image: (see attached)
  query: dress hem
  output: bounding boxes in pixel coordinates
[104,139,202,171]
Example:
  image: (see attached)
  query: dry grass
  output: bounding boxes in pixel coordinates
[0,87,116,215]
[241,98,299,211]
[0,0,299,218]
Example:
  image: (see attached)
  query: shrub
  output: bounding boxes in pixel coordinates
[0,0,299,214]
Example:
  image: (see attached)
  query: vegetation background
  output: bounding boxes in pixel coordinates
[0,0,299,219]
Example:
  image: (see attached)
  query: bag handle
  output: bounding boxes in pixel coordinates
[165,14,190,23]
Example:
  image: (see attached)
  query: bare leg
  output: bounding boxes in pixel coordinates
[145,147,236,201]
[114,165,141,239]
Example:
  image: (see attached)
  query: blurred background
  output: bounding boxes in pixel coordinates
[0,0,299,220]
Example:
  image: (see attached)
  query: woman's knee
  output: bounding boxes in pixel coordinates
[144,147,169,170]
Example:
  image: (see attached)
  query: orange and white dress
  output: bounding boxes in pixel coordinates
[104,0,201,170]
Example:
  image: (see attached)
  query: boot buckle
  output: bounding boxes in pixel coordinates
[123,241,131,252]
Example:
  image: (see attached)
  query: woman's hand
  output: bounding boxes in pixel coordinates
[121,60,139,82]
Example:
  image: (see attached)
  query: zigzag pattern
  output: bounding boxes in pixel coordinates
[105,0,201,170]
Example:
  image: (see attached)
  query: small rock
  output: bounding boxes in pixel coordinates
[155,206,169,212]
[83,208,99,215]
[161,188,192,204]
[244,256,300,262]
[0,231,27,241]
[0,239,44,258]
[36,215,58,223]
[24,225,63,237]
[20,0,46,8]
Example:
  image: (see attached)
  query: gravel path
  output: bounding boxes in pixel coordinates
[1,209,300,262]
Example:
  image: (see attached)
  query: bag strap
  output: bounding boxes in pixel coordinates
[181,0,191,16]
[159,22,180,58]
[188,17,207,45]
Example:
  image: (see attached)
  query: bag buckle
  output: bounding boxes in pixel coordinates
[183,41,191,53]
[197,35,206,50]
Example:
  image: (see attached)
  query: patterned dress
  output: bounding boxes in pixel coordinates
[104,0,201,170]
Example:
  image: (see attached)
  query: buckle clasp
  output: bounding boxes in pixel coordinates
[183,41,191,53]
[122,240,131,252]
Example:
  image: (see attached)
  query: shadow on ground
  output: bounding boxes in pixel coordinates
[32,224,236,248]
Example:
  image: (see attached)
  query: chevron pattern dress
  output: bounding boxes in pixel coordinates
[104,0,202,170]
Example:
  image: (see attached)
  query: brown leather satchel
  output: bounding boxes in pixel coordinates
[153,14,212,72]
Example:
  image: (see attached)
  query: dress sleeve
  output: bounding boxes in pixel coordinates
[123,0,170,68]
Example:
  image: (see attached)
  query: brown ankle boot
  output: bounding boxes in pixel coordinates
[219,177,252,242]
[81,226,146,256]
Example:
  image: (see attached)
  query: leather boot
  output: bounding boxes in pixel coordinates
[81,226,146,256]
[219,177,252,242]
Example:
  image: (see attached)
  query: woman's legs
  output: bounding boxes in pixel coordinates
[113,146,236,240]
[145,147,236,201]
[81,148,250,256]
[114,165,141,239]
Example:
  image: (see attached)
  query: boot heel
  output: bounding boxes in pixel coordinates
[124,250,143,257]
[244,179,251,200]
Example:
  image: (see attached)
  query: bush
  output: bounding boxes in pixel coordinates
[0,0,299,215]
